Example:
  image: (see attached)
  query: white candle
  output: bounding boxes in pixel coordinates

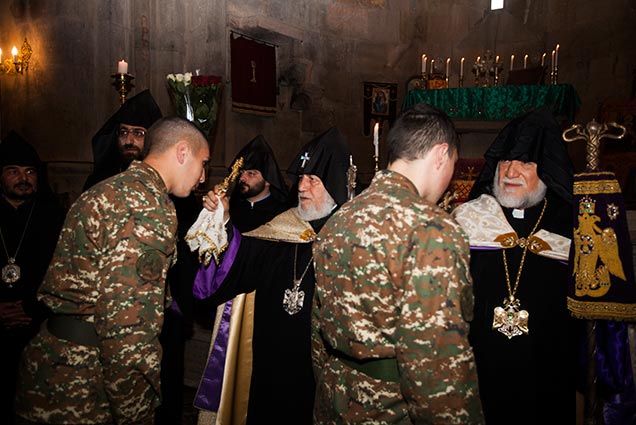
[541,52,546,67]
[117,59,128,74]
[495,55,500,64]
[0,48,2,63]
[510,54,514,71]
[551,49,555,70]
[421,54,427,73]
[373,122,379,157]
[460,57,465,78]
[430,59,435,74]
[555,44,559,68]
[11,46,18,62]
[445,57,450,77]
[524,54,528,68]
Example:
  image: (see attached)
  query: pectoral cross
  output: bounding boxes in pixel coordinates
[300,152,310,167]
[250,60,257,83]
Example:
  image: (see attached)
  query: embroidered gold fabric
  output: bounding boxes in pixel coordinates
[243,208,315,243]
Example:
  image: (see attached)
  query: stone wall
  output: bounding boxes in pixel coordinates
[0,0,634,201]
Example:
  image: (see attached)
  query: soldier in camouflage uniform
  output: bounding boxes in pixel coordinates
[15,117,209,425]
[312,104,484,424]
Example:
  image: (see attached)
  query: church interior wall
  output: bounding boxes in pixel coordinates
[0,0,634,204]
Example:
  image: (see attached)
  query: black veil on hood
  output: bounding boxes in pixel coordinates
[85,90,162,190]
[0,130,56,199]
[287,127,352,207]
[229,135,288,204]
[469,107,574,205]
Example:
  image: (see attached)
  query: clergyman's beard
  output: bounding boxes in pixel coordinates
[240,180,266,199]
[296,192,336,222]
[120,145,142,162]
[3,182,36,201]
[493,167,547,209]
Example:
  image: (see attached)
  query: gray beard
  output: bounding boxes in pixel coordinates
[493,167,547,209]
[296,193,336,222]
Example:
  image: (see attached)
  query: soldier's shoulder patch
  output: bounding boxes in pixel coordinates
[460,285,475,322]
[136,250,164,281]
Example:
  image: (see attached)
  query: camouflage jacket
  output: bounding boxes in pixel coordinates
[312,170,484,424]
[16,161,177,424]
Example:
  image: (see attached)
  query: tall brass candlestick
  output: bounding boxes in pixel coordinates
[111,73,135,105]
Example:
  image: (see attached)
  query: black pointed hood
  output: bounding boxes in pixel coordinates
[469,107,573,204]
[89,90,162,179]
[229,135,288,203]
[287,127,351,206]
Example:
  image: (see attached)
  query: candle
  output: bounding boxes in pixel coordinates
[510,54,514,71]
[445,57,450,77]
[524,54,528,68]
[495,55,500,64]
[0,48,2,63]
[373,123,379,157]
[117,59,128,74]
[430,59,435,74]
[421,54,427,74]
[551,49,555,70]
[555,44,559,68]
[460,57,465,78]
[541,52,546,67]
[11,46,18,62]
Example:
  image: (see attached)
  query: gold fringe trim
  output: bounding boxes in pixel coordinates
[567,297,636,320]
[573,179,622,195]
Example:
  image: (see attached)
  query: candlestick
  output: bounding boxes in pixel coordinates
[460,57,465,78]
[524,54,528,68]
[551,49,555,70]
[510,54,514,71]
[117,59,128,74]
[541,52,546,67]
[373,122,380,173]
[373,122,379,158]
[421,54,427,74]
[111,72,135,105]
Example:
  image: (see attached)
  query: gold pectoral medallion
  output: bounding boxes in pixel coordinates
[1,258,20,286]
[493,296,529,339]
[283,280,305,315]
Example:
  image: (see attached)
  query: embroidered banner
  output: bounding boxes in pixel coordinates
[568,171,636,320]
[230,33,277,116]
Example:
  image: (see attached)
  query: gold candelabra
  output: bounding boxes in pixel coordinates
[472,50,503,87]
[0,38,32,75]
[111,73,135,105]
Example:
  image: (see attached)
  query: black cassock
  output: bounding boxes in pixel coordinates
[468,193,580,425]
[200,215,329,425]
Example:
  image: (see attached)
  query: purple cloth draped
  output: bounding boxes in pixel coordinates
[596,320,636,424]
[192,227,242,411]
[193,227,242,299]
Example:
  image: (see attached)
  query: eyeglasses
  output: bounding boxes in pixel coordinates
[118,128,146,139]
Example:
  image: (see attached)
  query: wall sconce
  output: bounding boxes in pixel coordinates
[0,38,33,75]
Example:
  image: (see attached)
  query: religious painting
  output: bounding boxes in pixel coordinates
[363,82,397,136]
[371,87,390,116]
[230,32,277,116]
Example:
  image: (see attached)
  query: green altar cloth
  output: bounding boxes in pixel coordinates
[402,84,581,121]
